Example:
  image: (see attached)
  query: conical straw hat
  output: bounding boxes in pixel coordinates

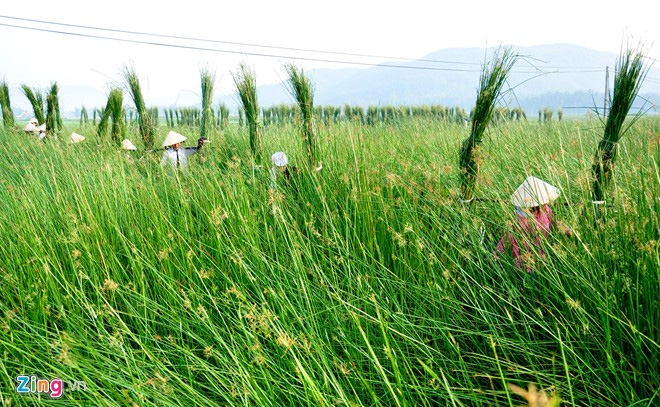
[39,124,46,131]
[70,132,85,143]
[271,151,288,167]
[511,176,560,207]
[23,123,39,132]
[122,139,137,150]
[162,131,187,148]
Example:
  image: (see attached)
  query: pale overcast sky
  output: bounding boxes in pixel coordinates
[1,0,657,109]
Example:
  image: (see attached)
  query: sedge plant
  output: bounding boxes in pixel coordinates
[0,116,658,406]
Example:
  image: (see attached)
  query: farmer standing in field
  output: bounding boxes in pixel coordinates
[495,176,571,272]
[270,151,298,190]
[160,131,210,170]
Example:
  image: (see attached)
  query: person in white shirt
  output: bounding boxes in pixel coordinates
[270,151,298,190]
[160,131,210,169]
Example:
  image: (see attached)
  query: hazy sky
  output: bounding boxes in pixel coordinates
[1,0,658,109]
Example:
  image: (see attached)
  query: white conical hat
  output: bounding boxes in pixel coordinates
[511,176,560,207]
[23,123,39,132]
[162,131,187,147]
[271,151,288,167]
[122,139,137,150]
[39,123,46,131]
[70,132,85,143]
[29,118,39,125]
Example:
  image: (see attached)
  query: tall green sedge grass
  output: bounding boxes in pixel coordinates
[200,69,216,140]
[591,47,649,206]
[20,84,45,124]
[0,80,14,128]
[285,64,318,169]
[123,64,156,149]
[0,116,657,406]
[233,63,262,162]
[459,48,516,201]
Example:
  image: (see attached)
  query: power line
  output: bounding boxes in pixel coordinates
[0,14,608,72]
[0,22,604,75]
[0,22,485,72]
[0,14,482,66]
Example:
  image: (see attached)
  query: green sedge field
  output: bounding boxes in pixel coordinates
[0,117,658,406]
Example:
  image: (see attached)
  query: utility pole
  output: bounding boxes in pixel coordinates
[604,66,610,117]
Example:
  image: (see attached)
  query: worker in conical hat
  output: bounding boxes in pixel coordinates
[122,139,137,151]
[120,139,139,163]
[495,176,571,272]
[70,132,85,144]
[160,131,209,169]
[23,122,40,135]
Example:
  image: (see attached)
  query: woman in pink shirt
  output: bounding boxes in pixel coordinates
[495,177,570,272]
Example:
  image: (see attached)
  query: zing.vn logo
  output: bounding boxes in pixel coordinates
[16,375,88,398]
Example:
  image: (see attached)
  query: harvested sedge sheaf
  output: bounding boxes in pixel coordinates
[45,82,64,135]
[123,64,155,149]
[200,68,216,140]
[97,88,125,145]
[591,46,648,204]
[233,63,263,162]
[0,80,15,128]
[459,47,517,201]
[21,84,45,124]
[285,63,319,169]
